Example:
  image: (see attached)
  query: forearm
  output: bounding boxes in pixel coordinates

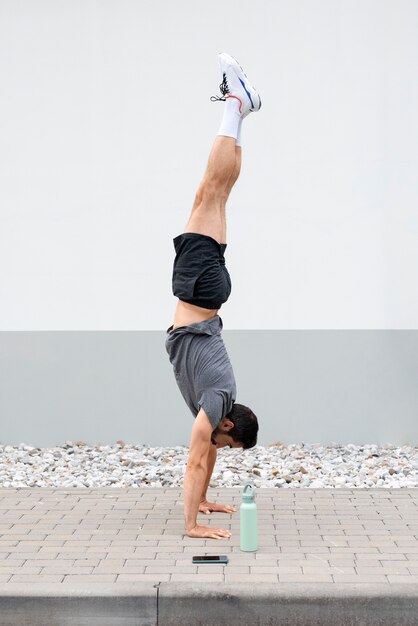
[200,445,217,501]
[184,461,207,532]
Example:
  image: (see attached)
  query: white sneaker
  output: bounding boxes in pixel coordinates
[210,52,261,118]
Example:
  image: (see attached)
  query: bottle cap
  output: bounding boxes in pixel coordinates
[242,483,256,502]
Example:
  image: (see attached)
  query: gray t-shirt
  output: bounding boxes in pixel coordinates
[165,315,236,429]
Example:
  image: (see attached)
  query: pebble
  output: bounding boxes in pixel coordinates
[0,441,417,489]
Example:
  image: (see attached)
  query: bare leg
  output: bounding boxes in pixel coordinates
[185,137,241,245]
[220,146,241,243]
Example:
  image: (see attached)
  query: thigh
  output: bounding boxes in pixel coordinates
[184,208,223,246]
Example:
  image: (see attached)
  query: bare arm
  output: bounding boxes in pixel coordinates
[184,408,231,539]
[200,444,217,503]
[198,441,237,516]
[184,408,212,532]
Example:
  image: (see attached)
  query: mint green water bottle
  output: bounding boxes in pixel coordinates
[240,483,258,552]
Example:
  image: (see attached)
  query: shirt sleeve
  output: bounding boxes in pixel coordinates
[198,389,230,430]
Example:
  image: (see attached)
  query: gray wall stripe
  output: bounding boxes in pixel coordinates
[0,331,417,447]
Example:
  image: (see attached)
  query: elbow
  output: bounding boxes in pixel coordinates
[186,459,207,472]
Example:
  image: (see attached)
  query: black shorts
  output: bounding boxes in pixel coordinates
[171,233,232,310]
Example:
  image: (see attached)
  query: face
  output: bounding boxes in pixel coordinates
[211,419,244,449]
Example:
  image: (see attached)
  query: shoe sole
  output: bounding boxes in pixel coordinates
[219,52,262,112]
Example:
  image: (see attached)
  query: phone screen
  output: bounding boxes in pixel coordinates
[193,555,227,562]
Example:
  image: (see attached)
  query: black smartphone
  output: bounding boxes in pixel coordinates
[192,555,229,564]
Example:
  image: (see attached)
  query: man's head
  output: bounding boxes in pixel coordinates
[211,403,259,450]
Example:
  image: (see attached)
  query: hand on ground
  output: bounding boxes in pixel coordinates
[199,499,237,514]
[186,524,232,539]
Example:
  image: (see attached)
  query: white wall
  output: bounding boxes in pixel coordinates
[1,0,417,331]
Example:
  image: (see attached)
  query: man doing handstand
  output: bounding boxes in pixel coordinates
[165,53,261,540]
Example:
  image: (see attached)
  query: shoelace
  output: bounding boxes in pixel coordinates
[210,73,230,102]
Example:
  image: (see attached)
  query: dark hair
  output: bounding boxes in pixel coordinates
[226,403,259,449]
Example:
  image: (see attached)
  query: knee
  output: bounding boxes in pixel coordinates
[195,178,226,206]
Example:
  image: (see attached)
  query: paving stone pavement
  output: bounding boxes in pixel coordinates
[1,487,418,587]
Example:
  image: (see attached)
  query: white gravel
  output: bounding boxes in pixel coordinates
[1,440,418,489]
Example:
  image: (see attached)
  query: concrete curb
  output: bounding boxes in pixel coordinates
[0,583,157,626]
[158,582,418,625]
[1,583,418,625]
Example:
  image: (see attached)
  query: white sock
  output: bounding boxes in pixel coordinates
[217,96,241,141]
[236,117,243,147]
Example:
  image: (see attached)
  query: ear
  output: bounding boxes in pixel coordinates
[222,418,235,431]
